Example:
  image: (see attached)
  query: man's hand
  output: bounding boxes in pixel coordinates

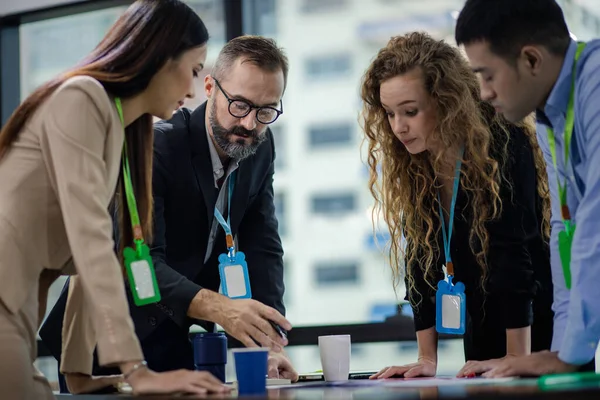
[188,289,291,351]
[482,351,578,378]
[456,355,516,377]
[267,350,299,382]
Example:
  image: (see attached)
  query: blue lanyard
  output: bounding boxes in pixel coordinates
[438,148,464,277]
[214,170,237,257]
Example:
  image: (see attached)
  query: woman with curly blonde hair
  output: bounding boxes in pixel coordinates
[362,32,554,378]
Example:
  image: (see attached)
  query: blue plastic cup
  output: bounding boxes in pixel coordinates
[190,332,227,382]
[233,348,269,396]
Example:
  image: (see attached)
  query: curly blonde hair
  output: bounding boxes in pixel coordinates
[360,32,550,296]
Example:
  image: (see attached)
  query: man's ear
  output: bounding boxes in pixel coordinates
[520,45,545,76]
[204,74,214,98]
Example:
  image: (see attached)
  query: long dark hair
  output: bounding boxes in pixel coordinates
[0,0,209,258]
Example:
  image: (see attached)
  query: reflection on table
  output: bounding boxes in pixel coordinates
[55,377,600,399]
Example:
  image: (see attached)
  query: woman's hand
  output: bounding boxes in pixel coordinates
[126,367,230,396]
[65,373,123,394]
[370,357,437,379]
[457,355,517,378]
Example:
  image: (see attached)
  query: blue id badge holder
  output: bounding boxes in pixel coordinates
[218,235,252,299]
[215,171,252,299]
[436,263,466,335]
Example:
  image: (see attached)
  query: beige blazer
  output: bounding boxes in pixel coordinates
[0,75,143,374]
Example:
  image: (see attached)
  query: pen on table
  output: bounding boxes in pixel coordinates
[538,372,600,389]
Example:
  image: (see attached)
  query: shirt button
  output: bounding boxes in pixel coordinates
[589,342,597,349]
[148,316,157,326]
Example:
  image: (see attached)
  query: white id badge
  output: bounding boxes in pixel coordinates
[123,245,161,306]
[441,294,462,329]
[436,277,466,335]
[218,251,252,299]
[130,260,157,300]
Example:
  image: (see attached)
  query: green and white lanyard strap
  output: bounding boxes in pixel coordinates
[545,42,586,290]
[115,97,161,305]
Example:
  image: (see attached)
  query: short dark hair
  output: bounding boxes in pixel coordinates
[455,0,570,60]
[213,35,289,89]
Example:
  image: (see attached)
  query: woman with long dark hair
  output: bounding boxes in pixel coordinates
[0,0,229,397]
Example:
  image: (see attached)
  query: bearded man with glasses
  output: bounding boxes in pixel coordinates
[41,35,297,390]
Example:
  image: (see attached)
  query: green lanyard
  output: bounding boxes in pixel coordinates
[545,42,586,290]
[114,98,161,306]
[115,98,145,255]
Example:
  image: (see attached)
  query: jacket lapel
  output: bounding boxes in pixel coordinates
[188,103,218,229]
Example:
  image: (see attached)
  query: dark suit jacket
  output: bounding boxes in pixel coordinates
[40,102,285,378]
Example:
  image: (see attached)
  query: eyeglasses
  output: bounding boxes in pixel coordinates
[213,78,283,125]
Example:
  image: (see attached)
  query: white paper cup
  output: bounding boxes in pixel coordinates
[318,335,351,382]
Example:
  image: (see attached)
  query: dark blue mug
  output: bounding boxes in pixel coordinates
[190,332,227,382]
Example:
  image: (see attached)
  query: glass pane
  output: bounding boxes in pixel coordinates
[20,0,226,103]
[558,0,600,40]
[248,0,600,377]
[247,0,469,330]
[309,123,353,147]
[19,6,127,99]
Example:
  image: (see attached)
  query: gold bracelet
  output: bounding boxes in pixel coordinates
[123,360,148,380]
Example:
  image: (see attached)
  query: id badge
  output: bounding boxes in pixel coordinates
[218,251,252,299]
[124,244,161,306]
[436,277,466,335]
[558,226,575,289]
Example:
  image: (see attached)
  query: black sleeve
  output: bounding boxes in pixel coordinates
[149,127,203,327]
[404,238,443,332]
[237,138,285,316]
[485,126,539,329]
[38,279,69,363]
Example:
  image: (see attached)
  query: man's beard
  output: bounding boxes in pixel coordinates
[209,101,266,161]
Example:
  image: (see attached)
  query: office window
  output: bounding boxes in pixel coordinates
[19,7,126,98]
[305,54,352,79]
[20,0,225,103]
[300,0,349,13]
[309,123,353,148]
[274,192,286,236]
[248,0,461,330]
[311,193,356,215]
[248,0,277,36]
[314,262,359,286]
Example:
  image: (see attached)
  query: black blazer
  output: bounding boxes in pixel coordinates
[40,102,285,375]
[406,124,554,361]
